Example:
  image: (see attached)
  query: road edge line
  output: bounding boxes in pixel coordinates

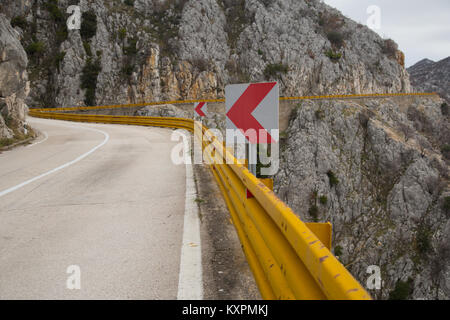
[177,130,203,300]
[0,121,109,198]
[27,130,48,148]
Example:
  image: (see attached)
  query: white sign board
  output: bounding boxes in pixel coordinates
[225,82,279,144]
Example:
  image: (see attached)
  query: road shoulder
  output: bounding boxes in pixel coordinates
[193,160,260,300]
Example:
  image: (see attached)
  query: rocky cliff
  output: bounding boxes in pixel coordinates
[2,0,409,108]
[0,13,31,145]
[408,57,450,105]
[274,96,449,300]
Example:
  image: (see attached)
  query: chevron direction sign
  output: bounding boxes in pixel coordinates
[225,82,279,144]
[194,102,207,117]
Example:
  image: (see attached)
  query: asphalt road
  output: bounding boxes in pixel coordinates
[0,117,188,299]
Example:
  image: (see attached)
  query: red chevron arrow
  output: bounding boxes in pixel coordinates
[226,82,276,143]
[195,102,206,117]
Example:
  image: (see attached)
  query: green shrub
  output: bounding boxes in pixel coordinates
[122,63,134,76]
[327,170,339,187]
[11,16,28,29]
[56,26,68,44]
[441,144,450,159]
[279,131,288,139]
[80,11,97,40]
[327,31,345,48]
[222,0,247,48]
[318,15,325,26]
[124,38,138,55]
[308,205,319,221]
[54,51,66,70]
[441,103,449,116]
[325,49,342,61]
[118,28,127,41]
[319,195,328,205]
[44,0,64,23]
[264,63,289,79]
[81,58,101,106]
[124,0,135,6]
[42,1,67,43]
[83,41,92,56]
[443,196,450,215]
[334,245,343,257]
[26,41,45,56]
[389,279,413,300]
[416,225,432,256]
[257,49,263,55]
[4,115,13,127]
[0,138,15,148]
[315,109,325,120]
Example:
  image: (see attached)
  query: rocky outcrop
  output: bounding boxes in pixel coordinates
[0,13,29,141]
[0,0,32,20]
[275,96,450,299]
[135,104,191,118]
[408,57,450,104]
[237,0,410,96]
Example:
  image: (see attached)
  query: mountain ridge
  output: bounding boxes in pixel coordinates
[408,56,450,104]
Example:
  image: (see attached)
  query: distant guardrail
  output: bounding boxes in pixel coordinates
[27,91,438,300]
[30,92,438,113]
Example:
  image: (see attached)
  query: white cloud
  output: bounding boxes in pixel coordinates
[322,0,450,67]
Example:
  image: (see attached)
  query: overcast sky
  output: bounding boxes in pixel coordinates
[322,0,450,67]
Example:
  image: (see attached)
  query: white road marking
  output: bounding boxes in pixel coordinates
[27,131,48,148]
[177,130,203,300]
[0,123,109,198]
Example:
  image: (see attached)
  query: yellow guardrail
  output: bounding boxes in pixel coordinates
[195,122,370,300]
[30,92,437,112]
[28,110,195,131]
[27,92,437,300]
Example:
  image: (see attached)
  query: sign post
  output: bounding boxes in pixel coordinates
[225,82,279,177]
[247,143,257,175]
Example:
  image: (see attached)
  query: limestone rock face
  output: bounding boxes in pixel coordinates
[135,104,190,119]
[238,0,410,96]
[0,0,32,19]
[275,96,449,300]
[0,13,29,139]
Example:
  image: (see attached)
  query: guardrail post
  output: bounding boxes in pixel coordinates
[304,222,332,250]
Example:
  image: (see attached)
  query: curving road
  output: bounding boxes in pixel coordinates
[0,117,191,299]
